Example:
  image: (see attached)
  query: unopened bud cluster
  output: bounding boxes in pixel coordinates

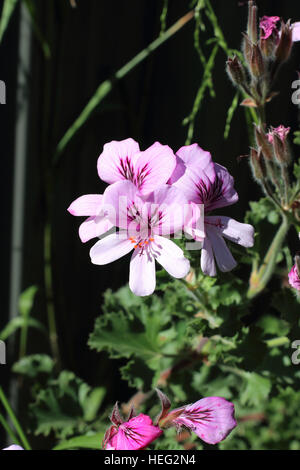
[252,124,291,208]
[226,1,294,109]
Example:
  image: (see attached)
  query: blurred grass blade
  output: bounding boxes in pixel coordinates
[224,91,239,139]
[0,0,19,44]
[24,0,51,58]
[19,285,38,317]
[18,285,38,357]
[55,9,195,161]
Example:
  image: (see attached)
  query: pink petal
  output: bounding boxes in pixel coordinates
[150,185,189,235]
[205,223,237,273]
[206,216,254,248]
[154,236,190,278]
[292,22,300,42]
[259,16,280,40]
[115,414,163,450]
[67,194,103,216]
[184,201,205,240]
[288,264,300,291]
[103,180,142,230]
[79,215,114,243]
[2,445,24,450]
[134,142,176,195]
[90,232,133,265]
[129,249,156,296]
[175,397,237,445]
[176,143,215,182]
[168,155,186,185]
[205,164,238,212]
[173,165,208,205]
[97,138,140,184]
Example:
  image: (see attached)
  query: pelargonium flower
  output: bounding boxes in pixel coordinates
[103,405,162,450]
[90,180,191,296]
[259,16,280,40]
[165,397,237,445]
[68,138,176,243]
[170,144,254,276]
[267,125,290,144]
[2,445,24,450]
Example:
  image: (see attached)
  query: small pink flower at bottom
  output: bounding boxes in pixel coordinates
[2,445,24,450]
[103,414,162,450]
[288,263,300,291]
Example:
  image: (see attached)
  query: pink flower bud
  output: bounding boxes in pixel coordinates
[288,254,300,291]
[103,413,163,450]
[259,16,280,40]
[267,125,290,144]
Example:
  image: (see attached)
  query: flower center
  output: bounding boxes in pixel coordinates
[196,176,224,207]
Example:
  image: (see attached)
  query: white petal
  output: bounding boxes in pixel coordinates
[68,194,103,216]
[129,249,156,296]
[206,225,237,272]
[201,236,217,276]
[215,216,254,248]
[79,215,114,243]
[90,232,132,265]
[154,236,190,278]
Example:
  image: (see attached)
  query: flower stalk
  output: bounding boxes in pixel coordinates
[247,213,290,299]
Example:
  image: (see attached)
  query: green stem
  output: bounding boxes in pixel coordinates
[0,413,21,446]
[247,214,290,299]
[0,387,31,450]
[55,9,195,160]
[19,321,28,359]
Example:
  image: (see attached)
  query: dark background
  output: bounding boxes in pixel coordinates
[1,0,300,423]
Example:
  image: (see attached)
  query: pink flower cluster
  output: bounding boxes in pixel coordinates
[103,391,237,450]
[68,139,254,295]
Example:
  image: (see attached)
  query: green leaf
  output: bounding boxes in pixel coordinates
[88,287,175,360]
[0,316,46,341]
[0,0,19,44]
[53,432,104,450]
[30,371,104,439]
[19,285,38,317]
[12,354,54,378]
[241,373,271,407]
[81,387,106,422]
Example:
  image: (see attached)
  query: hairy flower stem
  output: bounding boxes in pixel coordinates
[247,214,290,299]
[281,165,290,209]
